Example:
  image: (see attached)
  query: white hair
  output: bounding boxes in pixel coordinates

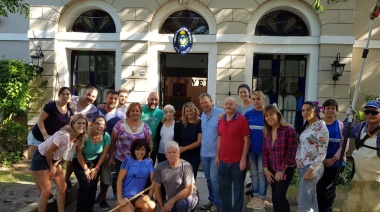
[163,104,175,113]
[165,141,179,152]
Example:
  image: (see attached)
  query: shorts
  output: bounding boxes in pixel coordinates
[29,150,59,171]
[100,155,112,185]
[27,131,43,147]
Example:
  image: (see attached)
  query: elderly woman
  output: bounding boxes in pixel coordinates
[109,102,153,194]
[154,141,199,212]
[156,104,181,163]
[341,100,380,212]
[179,102,202,180]
[29,114,88,212]
[116,139,156,212]
[296,101,329,212]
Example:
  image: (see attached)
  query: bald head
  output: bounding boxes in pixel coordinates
[147,92,159,110]
[224,97,237,114]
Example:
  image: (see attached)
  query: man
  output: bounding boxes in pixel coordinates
[141,92,164,164]
[198,93,224,212]
[115,88,129,120]
[342,100,380,212]
[90,90,122,211]
[65,86,99,191]
[216,97,250,212]
[154,141,199,212]
[70,86,98,115]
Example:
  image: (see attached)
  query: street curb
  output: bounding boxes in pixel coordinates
[17,179,78,212]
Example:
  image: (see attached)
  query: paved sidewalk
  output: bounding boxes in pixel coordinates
[66,171,256,212]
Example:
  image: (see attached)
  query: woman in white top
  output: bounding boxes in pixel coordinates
[155,104,181,163]
[296,101,329,212]
[29,114,88,212]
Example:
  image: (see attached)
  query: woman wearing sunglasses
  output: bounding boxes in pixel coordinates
[341,100,380,212]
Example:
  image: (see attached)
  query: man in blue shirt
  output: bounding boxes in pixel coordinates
[199,93,224,212]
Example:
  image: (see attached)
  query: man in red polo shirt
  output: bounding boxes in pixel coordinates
[215,97,250,212]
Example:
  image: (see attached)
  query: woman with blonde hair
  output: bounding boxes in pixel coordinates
[179,102,202,179]
[262,105,297,212]
[30,114,88,212]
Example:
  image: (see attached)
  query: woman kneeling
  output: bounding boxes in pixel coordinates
[116,139,156,212]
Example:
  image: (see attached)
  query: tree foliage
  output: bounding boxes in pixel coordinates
[0,60,37,121]
[0,0,29,18]
[313,0,337,12]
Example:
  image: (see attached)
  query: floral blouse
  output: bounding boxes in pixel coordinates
[296,119,329,170]
[113,119,152,162]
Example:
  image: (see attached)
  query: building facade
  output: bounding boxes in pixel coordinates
[0,0,378,130]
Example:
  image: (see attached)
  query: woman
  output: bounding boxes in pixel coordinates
[28,87,73,156]
[73,115,110,212]
[262,105,297,212]
[179,102,202,180]
[237,84,254,115]
[29,114,88,212]
[156,104,181,163]
[110,102,152,187]
[317,99,347,212]
[245,91,267,209]
[116,139,156,212]
[296,101,329,212]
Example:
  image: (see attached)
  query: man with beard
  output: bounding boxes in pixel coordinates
[141,92,164,165]
[90,90,122,211]
[65,86,98,191]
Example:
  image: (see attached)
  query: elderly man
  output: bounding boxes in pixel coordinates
[198,93,224,212]
[216,97,250,212]
[141,92,164,165]
[341,100,380,212]
[154,141,199,212]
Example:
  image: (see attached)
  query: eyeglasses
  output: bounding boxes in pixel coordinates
[363,110,380,115]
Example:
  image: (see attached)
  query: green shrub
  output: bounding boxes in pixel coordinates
[0,151,22,167]
[0,120,27,166]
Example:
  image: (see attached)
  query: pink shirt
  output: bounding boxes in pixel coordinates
[38,131,78,161]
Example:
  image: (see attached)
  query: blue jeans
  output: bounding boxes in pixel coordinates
[171,195,198,212]
[298,164,324,212]
[249,152,268,198]
[218,161,246,212]
[201,156,221,207]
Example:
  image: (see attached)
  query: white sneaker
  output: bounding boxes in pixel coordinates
[247,197,265,209]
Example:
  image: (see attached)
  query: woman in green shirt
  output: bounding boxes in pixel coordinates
[73,115,111,212]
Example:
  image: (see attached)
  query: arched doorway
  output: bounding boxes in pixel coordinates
[253,10,309,132]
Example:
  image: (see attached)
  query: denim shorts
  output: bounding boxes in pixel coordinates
[27,131,43,147]
[29,150,58,171]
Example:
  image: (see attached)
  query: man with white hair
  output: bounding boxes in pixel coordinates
[216,97,250,212]
[154,141,199,212]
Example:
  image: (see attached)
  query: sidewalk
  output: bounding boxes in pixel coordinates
[66,171,257,212]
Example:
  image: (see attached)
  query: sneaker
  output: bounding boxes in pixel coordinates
[99,200,110,211]
[206,205,219,212]
[247,197,265,209]
[200,202,213,210]
[94,195,100,204]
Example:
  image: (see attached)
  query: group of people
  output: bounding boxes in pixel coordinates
[27,83,380,212]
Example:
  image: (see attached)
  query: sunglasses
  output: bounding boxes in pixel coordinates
[363,110,380,115]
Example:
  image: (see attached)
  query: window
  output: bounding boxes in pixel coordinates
[255,10,308,36]
[160,10,209,34]
[72,10,116,33]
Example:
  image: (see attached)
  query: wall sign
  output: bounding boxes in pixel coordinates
[173,27,193,55]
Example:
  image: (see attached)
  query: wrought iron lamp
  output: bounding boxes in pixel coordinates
[331,53,345,81]
[30,46,44,74]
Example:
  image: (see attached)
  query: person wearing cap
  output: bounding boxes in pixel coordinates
[341,100,380,212]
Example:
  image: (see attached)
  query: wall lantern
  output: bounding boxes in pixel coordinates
[30,46,44,73]
[331,53,345,81]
